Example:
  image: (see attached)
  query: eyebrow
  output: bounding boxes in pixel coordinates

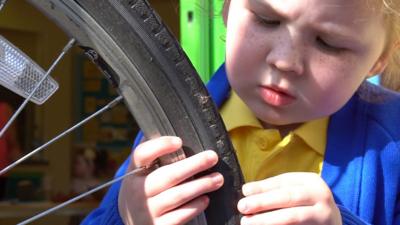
[249,0,286,19]
[249,0,361,44]
[315,23,361,45]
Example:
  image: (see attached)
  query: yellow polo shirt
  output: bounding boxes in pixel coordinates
[220,92,329,182]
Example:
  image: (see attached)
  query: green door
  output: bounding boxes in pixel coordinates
[180,0,226,83]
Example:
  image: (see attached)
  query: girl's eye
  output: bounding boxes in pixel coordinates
[255,14,280,27]
[316,37,344,53]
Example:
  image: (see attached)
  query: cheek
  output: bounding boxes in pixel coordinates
[306,55,367,113]
[226,25,257,86]
[225,5,266,74]
[227,22,253,55]
[226,26,269,93]
[312,55,367,90]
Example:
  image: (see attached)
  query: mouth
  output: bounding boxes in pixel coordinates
[258,85,296,106]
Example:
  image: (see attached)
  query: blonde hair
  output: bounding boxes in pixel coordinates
[223,0,400,90]
[380,0,400,90]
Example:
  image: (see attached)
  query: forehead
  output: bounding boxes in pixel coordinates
[247,0,385,37]
[250,0,382,20]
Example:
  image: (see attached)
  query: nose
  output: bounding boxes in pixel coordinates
[266,35,304,75]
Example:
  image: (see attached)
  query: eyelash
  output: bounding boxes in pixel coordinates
[254,14,280,27]
[316,37,345,53]
[252,11,346,54]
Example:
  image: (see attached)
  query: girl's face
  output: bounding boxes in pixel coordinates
[224,0,388,127]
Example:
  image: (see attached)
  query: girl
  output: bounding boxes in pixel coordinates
[84,0,400,224]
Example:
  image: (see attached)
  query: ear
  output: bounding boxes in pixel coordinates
[367,41,399,77]
[367,55,389,77]
[222,0,230,26]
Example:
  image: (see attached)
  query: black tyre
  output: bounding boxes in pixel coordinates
[27,0,244,224]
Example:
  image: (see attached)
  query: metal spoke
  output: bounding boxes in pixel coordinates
[18,166,146,225]
[0,0,7,11]
[0,38,76,138]
[0,95,123,175]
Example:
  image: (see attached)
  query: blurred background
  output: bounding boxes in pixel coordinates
[0,0,388,225]
[0,0,181,224]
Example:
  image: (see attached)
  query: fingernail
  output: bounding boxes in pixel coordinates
[202,195,209,205]
[242,184,251,196]
[205,150,218,164]
[171,137,182,145]
[205,149,217,157]
[237,199,248,213]
[212,173,224,186]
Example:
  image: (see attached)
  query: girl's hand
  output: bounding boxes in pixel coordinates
[118,136,224,225]
[238,172,342,225]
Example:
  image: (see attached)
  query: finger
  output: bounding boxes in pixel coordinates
[242,172,320,196]
[240,206,314,225]
[145,150,219,196]
[132,136,182,168]
[238,187,315,215]
[155,196,210,225]
[149,172,224,216]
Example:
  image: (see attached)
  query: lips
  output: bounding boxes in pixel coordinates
[258,85,296,106]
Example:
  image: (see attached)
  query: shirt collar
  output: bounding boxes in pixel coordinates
[293,117,329,155]
[220,91,262,130]
[220,91,329,155]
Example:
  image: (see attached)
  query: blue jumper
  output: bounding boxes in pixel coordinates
[82,64,400,225]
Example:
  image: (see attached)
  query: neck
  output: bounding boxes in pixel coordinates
[260,121,303,137]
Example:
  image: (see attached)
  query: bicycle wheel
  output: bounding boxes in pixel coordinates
[25,0,244,224]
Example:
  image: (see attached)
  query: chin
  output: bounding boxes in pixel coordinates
[258,115,294,126]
